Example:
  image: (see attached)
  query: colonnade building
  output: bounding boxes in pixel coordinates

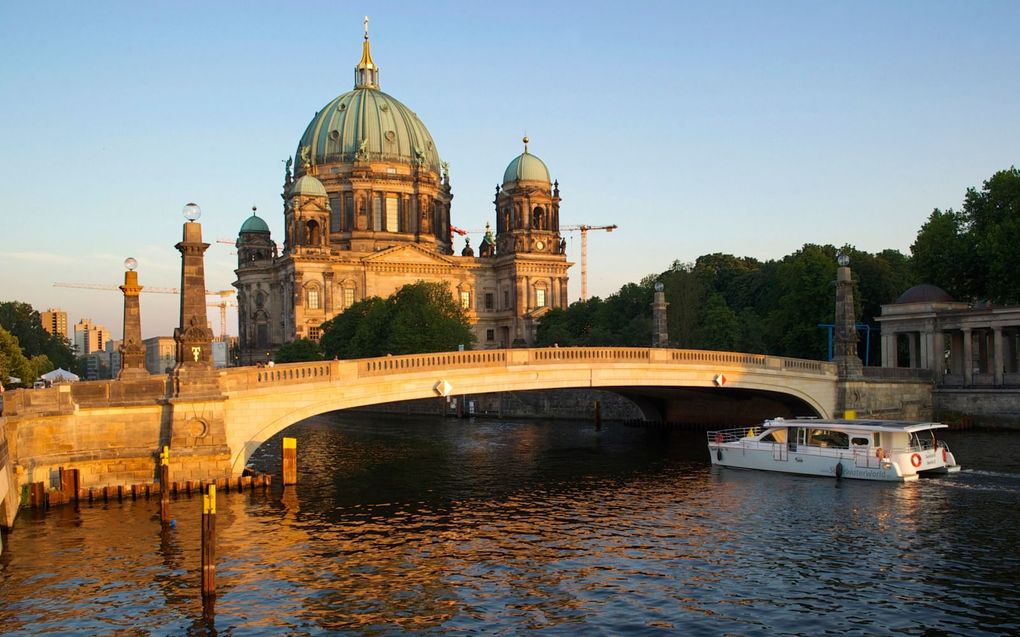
[876,284,1020,387]
[233,28,571,363]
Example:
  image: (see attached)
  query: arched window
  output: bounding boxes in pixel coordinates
[306,286,321,310]
[533,206,545,230]
[305,220,321,245]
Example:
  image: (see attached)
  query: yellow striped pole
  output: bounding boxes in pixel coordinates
[159,446,170,525]
[201,484,216,598]
[282,437,297,486]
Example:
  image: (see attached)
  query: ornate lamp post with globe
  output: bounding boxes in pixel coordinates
[172,203,216,395]
[118,256,148,379]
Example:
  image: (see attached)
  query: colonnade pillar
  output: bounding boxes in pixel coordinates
[962,328,973,386]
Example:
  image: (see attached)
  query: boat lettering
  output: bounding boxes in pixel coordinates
[841,468,889,479]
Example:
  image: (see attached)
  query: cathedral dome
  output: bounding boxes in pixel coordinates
[289,173,328,198]
[239,213,270,234]
[297,89,440,174]
[503,143,550,186]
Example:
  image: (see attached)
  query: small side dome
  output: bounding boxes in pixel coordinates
[240,214,270,234]
[461,238,474,257]
[289,174,328,198]
[503,151,550,186]
[895,284,954,304]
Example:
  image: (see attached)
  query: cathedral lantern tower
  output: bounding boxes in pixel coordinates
[495,137,562,257]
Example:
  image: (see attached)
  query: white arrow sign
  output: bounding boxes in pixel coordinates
[434,379,453,397]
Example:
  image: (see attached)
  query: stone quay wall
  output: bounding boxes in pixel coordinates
[934,389,1020,429]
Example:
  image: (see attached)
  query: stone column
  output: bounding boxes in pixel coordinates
[881,332,896,368]
[118,263,147,379]
[833,260,862,378]
[993,326,1004,386]
[921,330,934,370]
[323,272,334,313]
[933,330,946,378]
[174,220,213,370]
[172,212,219,398]
[651,282,669,347]
[962,328,973,386]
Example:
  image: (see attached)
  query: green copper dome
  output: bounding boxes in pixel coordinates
[240,214,270,233]
[296,88,441,174]
[503,150,550,186]
[289,174,328,198]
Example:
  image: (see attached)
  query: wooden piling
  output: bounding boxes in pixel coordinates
[59,467,78,503]
[201,484,217,598]
[159,446,170,525]
[282,437,297,486]
[594,400,602,431]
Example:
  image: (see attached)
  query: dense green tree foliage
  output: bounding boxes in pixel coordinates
[0,301,77,378]
[536,284,653,346]
[911,167,1020,302]
[539,243,914,361]
[274,338,323,363]
[319,282,475,359]
[0,326,35,387]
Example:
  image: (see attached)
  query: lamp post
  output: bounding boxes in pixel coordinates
[118,256,148,379]
[172,203,216,395]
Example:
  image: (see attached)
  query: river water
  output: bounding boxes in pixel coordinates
[2,413,1019,636]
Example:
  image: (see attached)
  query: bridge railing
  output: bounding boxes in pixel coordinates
[220,347,836,390]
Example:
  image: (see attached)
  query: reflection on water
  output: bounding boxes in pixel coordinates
[1,414,1019,635]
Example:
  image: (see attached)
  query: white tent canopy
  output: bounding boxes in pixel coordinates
[41,368,79,383]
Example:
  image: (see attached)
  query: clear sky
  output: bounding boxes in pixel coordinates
[1,1,1017,340]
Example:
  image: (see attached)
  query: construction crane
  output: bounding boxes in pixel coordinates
[53,283,237,340]
[560,224,618,301]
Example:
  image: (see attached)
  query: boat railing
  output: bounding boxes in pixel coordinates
[707,428,761,444]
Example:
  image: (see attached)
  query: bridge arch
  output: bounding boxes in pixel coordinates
[221,348,838,474]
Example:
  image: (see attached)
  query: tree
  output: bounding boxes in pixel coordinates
[320,297,388,359]
[697,293,740,350]
[910,208,972,299]
[0,326,34,388]
[320,282,475,358]
[274,338,323,363]
[763,244,837,360]
[386,282,476,354]
[961,167,1020,302]
[910,167,1020,302]
[0,301,76,371]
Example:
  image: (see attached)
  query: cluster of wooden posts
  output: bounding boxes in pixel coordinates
[22,436,299,601]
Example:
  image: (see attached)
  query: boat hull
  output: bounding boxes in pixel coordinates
[709,443,959,482]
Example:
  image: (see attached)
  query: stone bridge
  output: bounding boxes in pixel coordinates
[1,347,840,528]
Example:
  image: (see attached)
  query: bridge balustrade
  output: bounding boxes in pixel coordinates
[219,347,837,390]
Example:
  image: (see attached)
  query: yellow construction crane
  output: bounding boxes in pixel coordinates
[53,283,237,340]
[559,224,618,301]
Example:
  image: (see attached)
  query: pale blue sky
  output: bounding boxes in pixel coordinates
[1,1,1017,339]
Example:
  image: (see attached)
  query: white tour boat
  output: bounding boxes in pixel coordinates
[707,418,962,482]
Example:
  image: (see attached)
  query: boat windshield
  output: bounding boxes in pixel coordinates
[909,429,939,451]
[760,428,788,443]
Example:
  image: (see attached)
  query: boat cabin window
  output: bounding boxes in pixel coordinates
[851,437,870,447]
[807,429,849,449]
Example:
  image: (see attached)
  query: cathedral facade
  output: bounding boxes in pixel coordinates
[233,29,571,363]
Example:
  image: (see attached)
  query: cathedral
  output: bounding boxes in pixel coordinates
[233,26,571,363]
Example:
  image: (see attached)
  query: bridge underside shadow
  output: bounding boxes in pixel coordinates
[613,387,821,426]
